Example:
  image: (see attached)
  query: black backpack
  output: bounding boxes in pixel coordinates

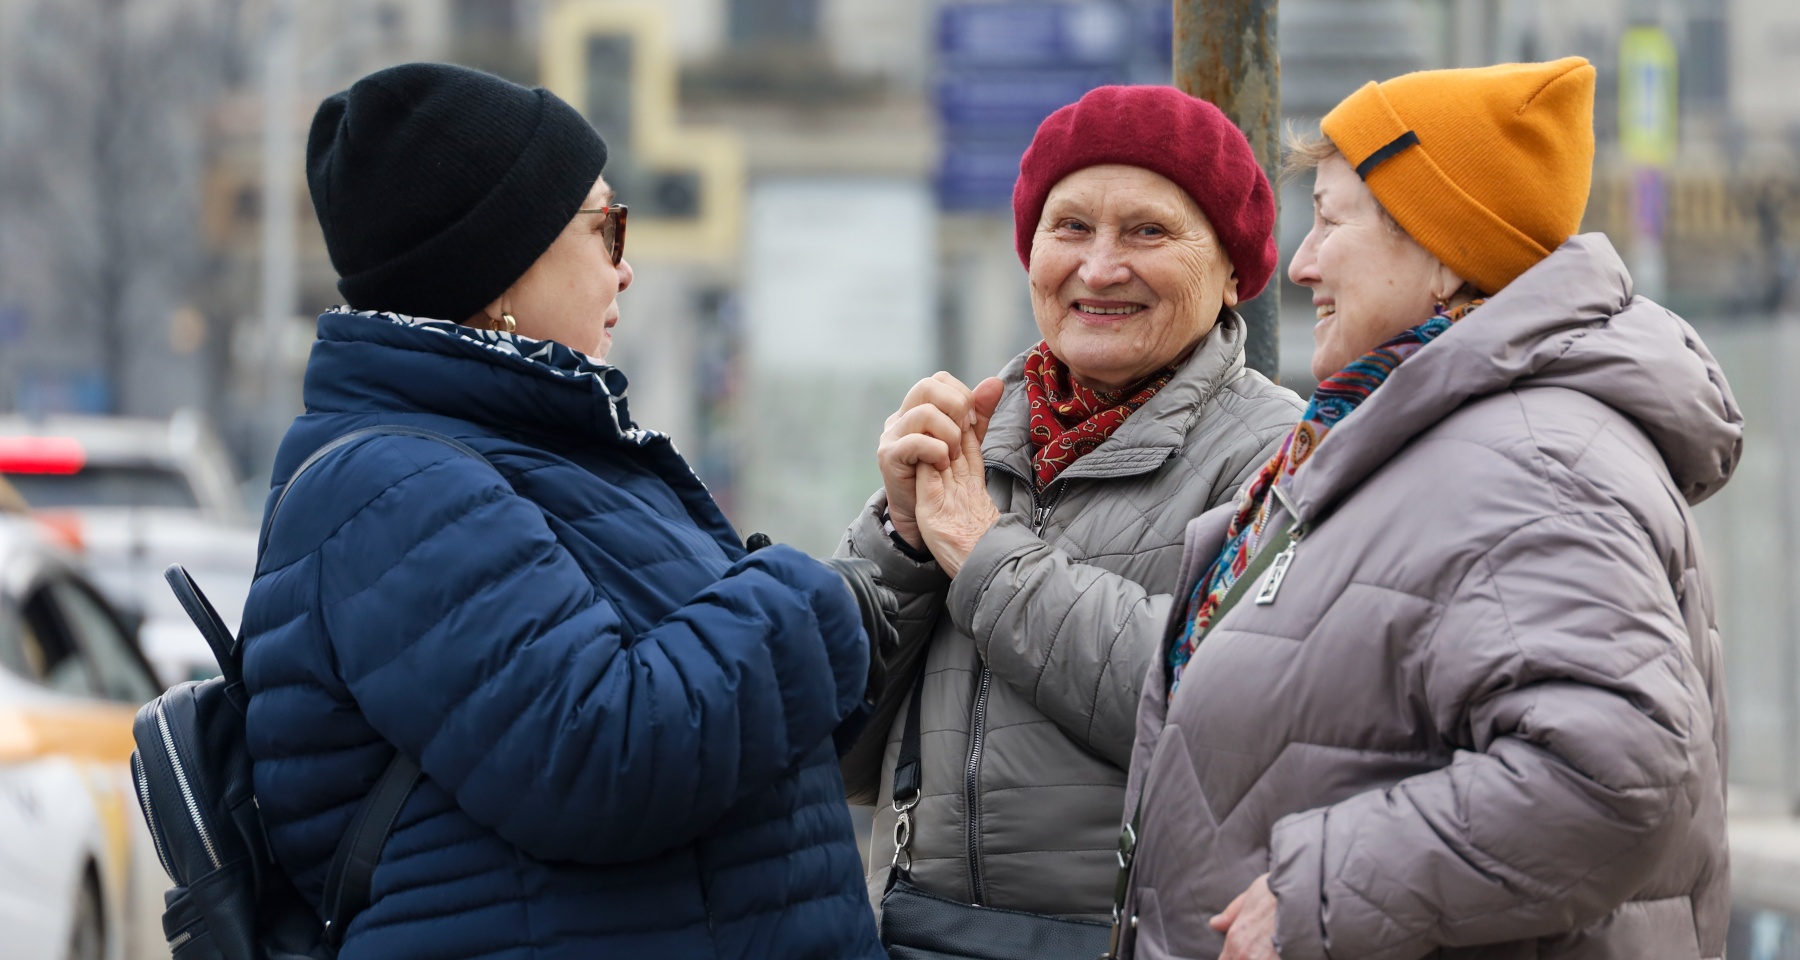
[130,426,492,959]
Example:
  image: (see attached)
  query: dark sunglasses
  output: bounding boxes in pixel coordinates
[576,203,628,265]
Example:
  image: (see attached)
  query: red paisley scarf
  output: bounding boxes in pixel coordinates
[1022,342,1178,490]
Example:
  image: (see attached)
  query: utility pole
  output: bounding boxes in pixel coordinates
[1174,0,1281,380]
[258,0,299,461]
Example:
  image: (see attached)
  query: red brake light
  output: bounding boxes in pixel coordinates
[0,436,87,475]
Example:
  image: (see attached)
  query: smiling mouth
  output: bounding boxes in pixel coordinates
[1074,303,1145,317]
[1315,304,1336,321]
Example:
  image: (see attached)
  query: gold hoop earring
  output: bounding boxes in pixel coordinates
[498,312,517,334]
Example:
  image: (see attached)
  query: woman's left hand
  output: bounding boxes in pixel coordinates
[1210,873,1280,960]
[915,406,1000,578]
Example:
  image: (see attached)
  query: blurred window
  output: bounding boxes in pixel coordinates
[452,0,514,32]
[17,588,98,697]
[50,581,156,704]
[0,600,28,678]
[729,0,819,44]
[5,465,199,510]
[1683,17,1729,108]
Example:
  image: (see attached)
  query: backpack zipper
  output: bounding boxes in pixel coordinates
[964,472,1066,906]
[156,701,222,869]
[131,750,176,879]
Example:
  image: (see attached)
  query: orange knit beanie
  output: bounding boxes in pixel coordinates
[1320,57,1596,295]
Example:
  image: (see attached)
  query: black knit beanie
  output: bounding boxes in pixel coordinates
[306,63,608,322]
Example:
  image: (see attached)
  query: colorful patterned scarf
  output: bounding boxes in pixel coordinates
[1022,342,1178,490]
[1167,300,1484,695]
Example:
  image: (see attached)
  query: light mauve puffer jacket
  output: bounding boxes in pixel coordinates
[1120,235,1739,960]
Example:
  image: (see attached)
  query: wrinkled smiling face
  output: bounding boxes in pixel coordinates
[1288,153,1453,381]
[1027,164,1239,393]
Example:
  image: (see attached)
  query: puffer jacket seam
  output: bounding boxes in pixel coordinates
[1416,507,1647,667]
[1503,389,1573,515]
[980,782,1129,794]
[1483,512,1695,732]
[1029,572,1106,706]
[324,483,514,610]
[1074,543,1182,563]
[256,449,453,578]
[966,535,1043,650]
[1083,599,1146,747]
[1355,550,1691,935]
[1338,771,1685,935]
[321,498,564,689]
[1336,579,1446,604]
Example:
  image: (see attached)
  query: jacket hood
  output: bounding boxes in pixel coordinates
[1289,233,1743,521]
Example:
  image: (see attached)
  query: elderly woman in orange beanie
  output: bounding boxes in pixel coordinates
[1111,58,1741,960]
[836,84,1303,945]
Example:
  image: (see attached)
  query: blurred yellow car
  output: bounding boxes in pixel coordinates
[0,515,168,959]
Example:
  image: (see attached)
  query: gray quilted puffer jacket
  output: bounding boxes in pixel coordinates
[838,311,1304,919]
[1119,235,1740,960]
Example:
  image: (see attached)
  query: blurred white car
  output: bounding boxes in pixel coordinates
[0,516,169,960]
[0,412,258,686]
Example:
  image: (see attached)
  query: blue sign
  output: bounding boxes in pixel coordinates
[936,68,1121,130]
[938,137,1036,211]
[938,2,1132,67]
[934,0,1173,210]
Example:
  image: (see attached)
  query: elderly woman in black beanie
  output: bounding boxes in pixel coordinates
[234,63,891,960]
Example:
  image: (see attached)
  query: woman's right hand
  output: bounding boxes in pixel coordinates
[877,373,1002,549]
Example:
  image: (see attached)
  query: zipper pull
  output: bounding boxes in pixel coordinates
[1254,538,1297,605]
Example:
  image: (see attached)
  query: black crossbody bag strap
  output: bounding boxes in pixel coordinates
[888,664,927,873]
[879,654,1112,959]
[258,424,497,945]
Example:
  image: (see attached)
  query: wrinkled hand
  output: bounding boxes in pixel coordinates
[914,400,1001,578]
[877,373,1003,549]
[1211,874,1280,960]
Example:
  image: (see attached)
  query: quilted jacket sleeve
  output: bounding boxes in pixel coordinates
[941,423,1290,770]
[1266,511,1712,960]
[834,489,951,804]
[312,443,871,866]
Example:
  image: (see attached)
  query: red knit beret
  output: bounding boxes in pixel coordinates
[1011,85,1278,300]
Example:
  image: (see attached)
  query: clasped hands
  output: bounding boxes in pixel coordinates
[880,376,1281,958]
[878,373,1005,578]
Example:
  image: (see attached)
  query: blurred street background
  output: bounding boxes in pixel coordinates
[0,0,1798,957]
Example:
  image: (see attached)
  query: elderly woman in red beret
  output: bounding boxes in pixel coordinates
[837,85,1303,928]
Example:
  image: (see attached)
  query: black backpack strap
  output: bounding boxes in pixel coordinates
[320,751,422,946]
[258,424,492,559]
[164,563,241,684]
[255,424,493,942]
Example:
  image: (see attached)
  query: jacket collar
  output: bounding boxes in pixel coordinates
[1282,233,1744,527]
[303,308,662,449]
[984,310,1251,486]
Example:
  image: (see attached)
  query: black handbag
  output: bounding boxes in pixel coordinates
[879,671,1112,960]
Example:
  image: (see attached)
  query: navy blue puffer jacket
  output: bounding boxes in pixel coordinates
[240,309,885,960]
